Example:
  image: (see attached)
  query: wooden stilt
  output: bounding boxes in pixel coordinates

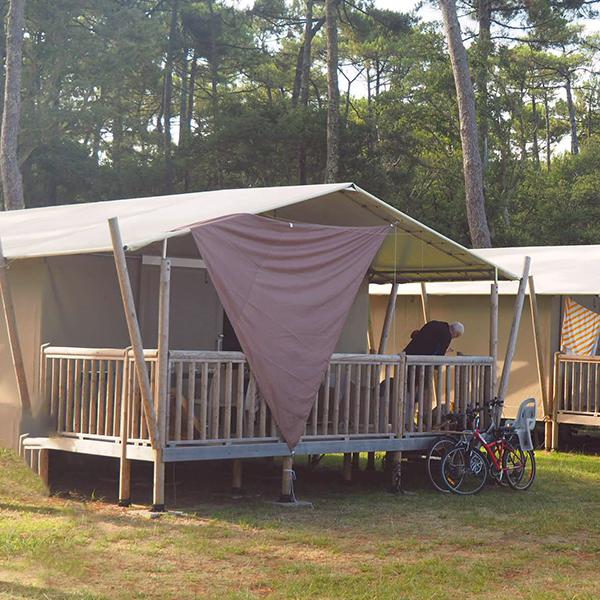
[489,282,499,396]
[0,237,31,415]
[342,452,352,482]
[390,451,403,493]
[551,352,560,450]
[378,282,399,354]
[108,218,160,449]
[528,275,550,446]
[366,451,376,471]
[497,257,531,421]
[232,459,243,494]
[119,348,132,507]
[352,452,360,470]
[38,448,49,490]
[279,456,294,502]
[152,448,165,511]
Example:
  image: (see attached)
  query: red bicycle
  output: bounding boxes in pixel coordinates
[441,401,536,495]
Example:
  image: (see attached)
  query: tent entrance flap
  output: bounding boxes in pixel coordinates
[191,214,389,449]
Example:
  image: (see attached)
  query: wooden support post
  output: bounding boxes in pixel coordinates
[528,275,551,447]
[0,237,31,415]
[551,352,560,450]
[378,282,399,354]
[279,456,294,502]
[38,448,49,490]
[420,282,430,323]
[232,459,243,494]
[352,452,360,470]
[152,448,165,511]
[108,218,160,449]
[156,258,171,446]
[119,348,132,507]
[342,452,352,482]
[390,451,403,493]
[497,257,531,422]
[366,451,376,471]
[490,282,499,396]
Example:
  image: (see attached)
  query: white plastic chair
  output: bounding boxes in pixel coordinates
[506,397,537,452]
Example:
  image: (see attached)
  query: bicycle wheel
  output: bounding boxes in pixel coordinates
[426,437,457,493]
[442,447,488,495]
[503,445,536,490]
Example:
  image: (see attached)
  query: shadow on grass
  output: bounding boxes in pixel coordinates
[0,501,64,516]
[0,581,104,600]
[44,448,600,535]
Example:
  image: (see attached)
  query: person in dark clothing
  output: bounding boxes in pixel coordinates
[403,321,464,356]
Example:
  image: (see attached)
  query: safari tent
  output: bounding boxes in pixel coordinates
[370,245,600,449]
[0,183,517,508]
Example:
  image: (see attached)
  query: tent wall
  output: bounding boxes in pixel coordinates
[41,255,135,349]
[370,292,562,419]
[139,262,222,350]
[0,259,45,449]
[335,278,369,353]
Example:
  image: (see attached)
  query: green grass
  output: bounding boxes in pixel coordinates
[1,448,600,599]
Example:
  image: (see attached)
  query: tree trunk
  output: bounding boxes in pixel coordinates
[543,87,551,172]
[179,48,188,149]
[325,0,340,183]
[0,0,26,211]
[208,0,222,187]
[162,0,178,193]
[298,0,313,184]
[531,94,540,168]
[439,0,491,248]
[565,74,579,155]
[476,0,491,171]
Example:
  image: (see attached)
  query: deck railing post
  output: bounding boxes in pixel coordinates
[551,353,561,450]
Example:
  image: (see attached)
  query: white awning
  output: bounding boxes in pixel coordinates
[0,183,515,282]
[371,245,600,295]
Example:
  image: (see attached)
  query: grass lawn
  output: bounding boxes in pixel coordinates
[1,449,599,600]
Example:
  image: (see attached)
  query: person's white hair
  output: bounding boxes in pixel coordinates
[449,322,464,338]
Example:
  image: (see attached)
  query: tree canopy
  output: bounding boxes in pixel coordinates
[1,0,599,247]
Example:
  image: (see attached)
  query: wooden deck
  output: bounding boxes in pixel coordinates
[31,346,493,461]
[553,353,600,431]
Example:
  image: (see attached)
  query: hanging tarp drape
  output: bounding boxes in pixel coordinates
[191,213,389,448]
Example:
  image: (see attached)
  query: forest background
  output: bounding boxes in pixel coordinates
[3,0,600,248]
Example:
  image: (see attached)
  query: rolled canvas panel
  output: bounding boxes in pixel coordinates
[191,213,388,448]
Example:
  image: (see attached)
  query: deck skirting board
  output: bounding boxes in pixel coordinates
[162,436,431,462]
[22,434,434,463]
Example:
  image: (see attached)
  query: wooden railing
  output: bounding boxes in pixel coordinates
[40,346,495,447]
[41,347,157,442]
[166,351,405,445]
[554,353,600,416]
[404,356,494,433]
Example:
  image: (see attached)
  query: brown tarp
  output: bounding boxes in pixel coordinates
[191,214,389,448]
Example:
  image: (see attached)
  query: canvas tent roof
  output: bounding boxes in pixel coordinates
[371,244,600,296]
[0,182,515,282]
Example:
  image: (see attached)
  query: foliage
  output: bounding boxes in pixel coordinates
[1,0,599,246]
